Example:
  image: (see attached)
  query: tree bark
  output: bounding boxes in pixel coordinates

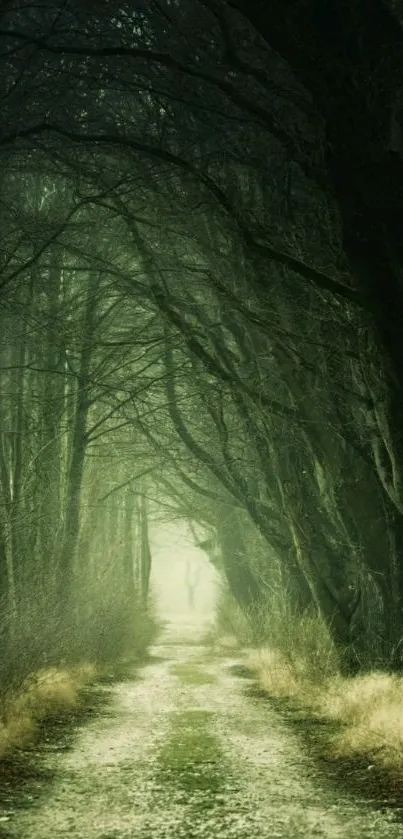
[57,274,99,618]
[139,492,151,604]
[227,0,403,514]
[215,503,263,609]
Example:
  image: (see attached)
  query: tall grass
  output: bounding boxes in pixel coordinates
[0,592,161,758]
[0,664,96,757]
[213,584,403,781]
[208,585,254,647]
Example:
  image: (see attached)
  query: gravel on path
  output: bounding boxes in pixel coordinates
[1,621,403,838]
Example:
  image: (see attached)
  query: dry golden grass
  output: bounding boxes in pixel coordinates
[208,585,403,779]
[248,648,315,701]
[0,715,37,755]
[248,646,403,777]
[0,663,97,758]
[323,672,403,772]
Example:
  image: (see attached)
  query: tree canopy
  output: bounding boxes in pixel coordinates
[1,0,403,676]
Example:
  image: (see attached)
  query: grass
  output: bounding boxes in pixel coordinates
[170,662,217,685]
[0,598,161,759]
[0,663,98,757]
[155,709,224,794]
[321,672,403,770]
[247,642,403,785]
[205,588,255,647]
[212,584,403,790]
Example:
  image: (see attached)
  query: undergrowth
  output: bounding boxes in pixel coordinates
[0,594,161,758]
[248,647,403,782]
[0,663,97,757]
[213,584,403,783]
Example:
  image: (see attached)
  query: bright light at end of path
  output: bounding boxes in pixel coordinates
[149,521,220,626]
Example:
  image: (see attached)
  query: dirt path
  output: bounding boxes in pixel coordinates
[1,623,403,838]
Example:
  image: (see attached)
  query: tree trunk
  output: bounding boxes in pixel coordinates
[139,492,151,604]
[57,274,99,619]
[215,504,263,610]
[123,489,137,603]
[228,0,403,513]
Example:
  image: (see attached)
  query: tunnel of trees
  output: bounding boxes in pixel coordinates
[1,0,403,679]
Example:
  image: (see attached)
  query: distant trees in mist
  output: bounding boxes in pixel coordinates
[1,0,403,675]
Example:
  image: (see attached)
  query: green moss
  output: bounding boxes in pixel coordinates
[156,710,223,794]
[169,662,217,685]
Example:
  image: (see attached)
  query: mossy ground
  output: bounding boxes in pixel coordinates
[155,709,224,795]
[1,639,403,838]
[169,662,217,685]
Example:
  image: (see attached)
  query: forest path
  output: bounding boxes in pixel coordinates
[1,621,403,839]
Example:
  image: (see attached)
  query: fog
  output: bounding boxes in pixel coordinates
[149,521,220,631]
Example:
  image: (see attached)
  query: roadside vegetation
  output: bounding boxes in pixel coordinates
[2,0,403,803]
[212,584,403,788]
[0,596,160,758]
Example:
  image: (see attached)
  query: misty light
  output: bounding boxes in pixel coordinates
[149,520,220,629]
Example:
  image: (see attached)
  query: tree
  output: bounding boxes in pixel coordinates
[1,0,403,675]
